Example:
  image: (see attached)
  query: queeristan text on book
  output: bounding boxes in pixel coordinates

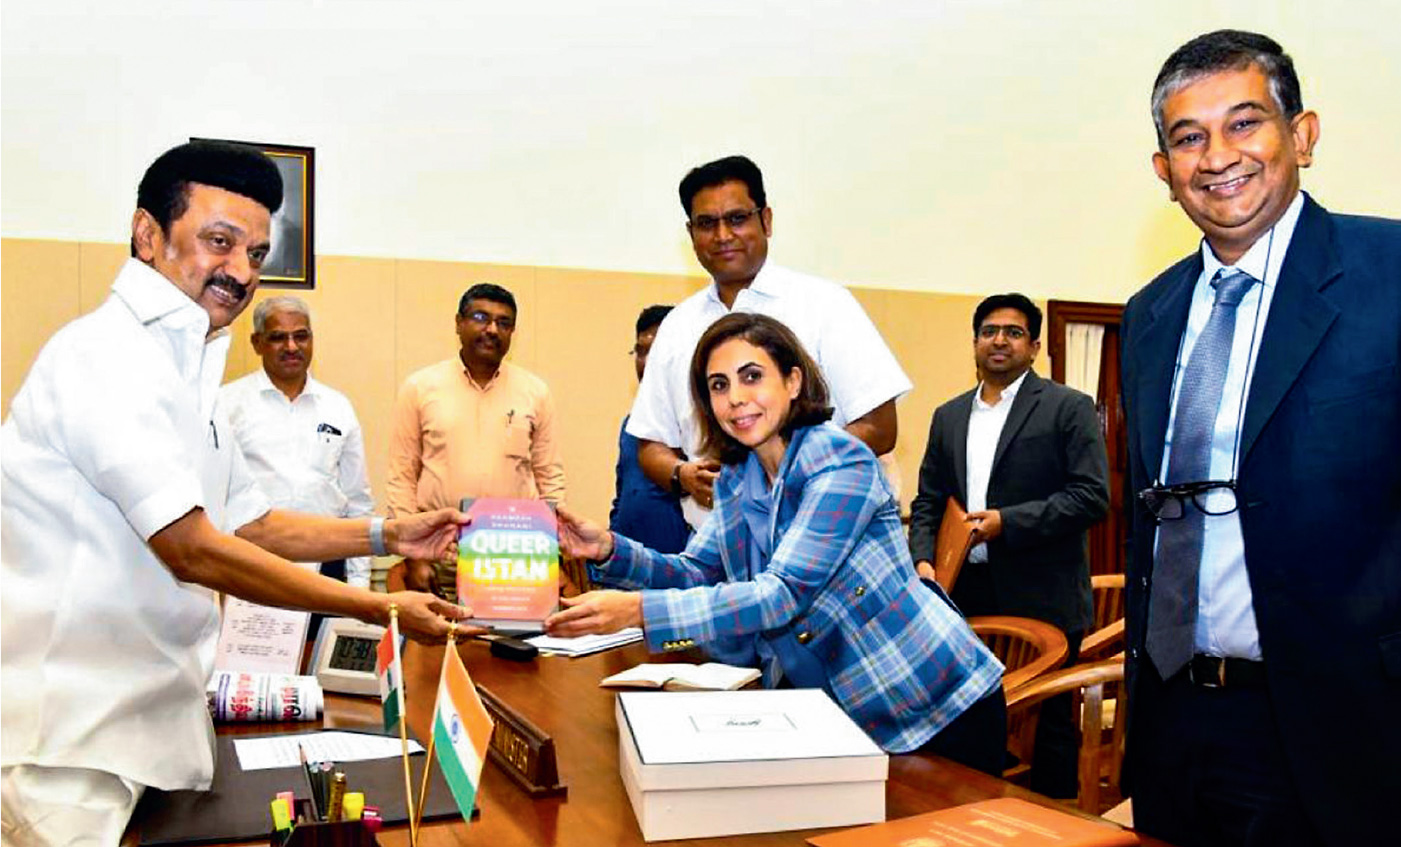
[457,497,560,631]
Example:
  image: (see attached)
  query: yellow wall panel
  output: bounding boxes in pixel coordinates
[2,239,83,417]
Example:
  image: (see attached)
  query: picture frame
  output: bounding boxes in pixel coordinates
[192,138,315,288]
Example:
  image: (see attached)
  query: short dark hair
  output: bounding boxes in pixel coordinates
[1152,30,1302,151]
[635,304,673,336]
[458,283,517,317]
[973,293,1043,341]
[689,313,832,466]
[678,155,767,217]
[133,141,284,256]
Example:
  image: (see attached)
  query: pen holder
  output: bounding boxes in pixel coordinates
[271,801,380,847]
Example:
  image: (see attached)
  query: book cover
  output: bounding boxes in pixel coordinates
[806,797,1139,847]
[457,498,560,631]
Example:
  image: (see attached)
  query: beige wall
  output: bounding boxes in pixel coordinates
[3,238,1009,520]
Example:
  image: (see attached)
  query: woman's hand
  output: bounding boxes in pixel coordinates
[556,507,614,561]
[544,590,642,637]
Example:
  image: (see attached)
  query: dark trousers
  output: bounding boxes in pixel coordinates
[1132,669,1324,847]
[916,686,1007,777]
[1028,630,1083,798]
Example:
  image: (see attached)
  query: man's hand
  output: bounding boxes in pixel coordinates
[385,590,483,644]
[544,590,642,637]
[556,507,614,561]
[388,508,469,562]
[680,460,722,509]
[967,509,1003,545]
[915,559,938,583]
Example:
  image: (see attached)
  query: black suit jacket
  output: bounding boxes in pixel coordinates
[1120,196,1401,844]
[909,370,1110,635]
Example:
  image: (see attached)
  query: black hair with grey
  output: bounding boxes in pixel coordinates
[457,283,517,317]
[1151,30,1303,151]
[252,296,311,334]
[132,140,284,257]
[678,155,767,217]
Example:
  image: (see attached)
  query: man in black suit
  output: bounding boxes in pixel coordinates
[909,293,1109,796]
[1121,30,1401,847]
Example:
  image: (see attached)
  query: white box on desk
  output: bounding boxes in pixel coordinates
[615,688,888,842]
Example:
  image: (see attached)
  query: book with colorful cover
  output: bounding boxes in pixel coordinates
[806,798,1139,847]
[457,498,560,631]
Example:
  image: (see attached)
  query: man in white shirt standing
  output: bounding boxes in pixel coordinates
[628,155,912,528]
[222,296,376,588]
[0,141,472,845]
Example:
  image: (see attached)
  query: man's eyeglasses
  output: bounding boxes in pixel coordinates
[463,311,516,332]
[688,208,764,235]
[1138,480,1238,522]
[977,324,1028,341]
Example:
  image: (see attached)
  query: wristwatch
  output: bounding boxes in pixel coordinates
[670,462,686,497]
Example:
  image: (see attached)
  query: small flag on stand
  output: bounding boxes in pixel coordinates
[376,617,404,733]
[432,643,495,822]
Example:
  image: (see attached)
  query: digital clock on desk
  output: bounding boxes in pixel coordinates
[309,618,388,697]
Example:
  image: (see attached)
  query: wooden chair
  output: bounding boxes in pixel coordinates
[968,615,1069,694]
[1079,574,1126,662]
[1005,657,1127,815]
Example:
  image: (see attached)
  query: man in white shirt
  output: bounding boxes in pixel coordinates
[0,141,472,844]
[628,155,911,528]
[908,293,1108,797]
[221,296,376,588]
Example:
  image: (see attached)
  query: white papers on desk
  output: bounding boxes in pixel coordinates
[526,627,643,657]
[233,731,424,771]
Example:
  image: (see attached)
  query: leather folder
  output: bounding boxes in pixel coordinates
[933,496,975,591]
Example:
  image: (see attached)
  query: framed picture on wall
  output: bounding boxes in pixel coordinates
[192,138,315,288]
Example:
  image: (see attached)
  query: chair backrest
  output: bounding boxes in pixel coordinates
[1005,657,1127,814]
[1080,574,1126,661]
[968,615,1069,694]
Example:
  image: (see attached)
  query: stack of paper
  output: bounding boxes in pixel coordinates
[525,627,644,657]
[601,663,760,691]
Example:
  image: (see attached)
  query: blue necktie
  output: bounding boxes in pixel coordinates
[1147,269,1257,680]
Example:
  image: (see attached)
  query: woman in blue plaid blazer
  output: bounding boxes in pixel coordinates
[546,313,1005,771]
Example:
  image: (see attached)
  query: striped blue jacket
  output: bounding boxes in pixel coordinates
[595,423,1003,752]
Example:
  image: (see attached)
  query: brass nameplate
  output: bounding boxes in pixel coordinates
[476,684,567,797]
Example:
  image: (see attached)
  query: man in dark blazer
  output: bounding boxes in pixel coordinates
[909,292,1109,796]
[1121,30,1401,847]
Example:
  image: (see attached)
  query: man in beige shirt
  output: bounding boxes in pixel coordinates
[389,283,566,594]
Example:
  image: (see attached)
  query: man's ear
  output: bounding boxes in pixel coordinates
[1291,110,1320,168]
[1151,152,1177,202]
[131,209,161,262]
[760,206,774,237]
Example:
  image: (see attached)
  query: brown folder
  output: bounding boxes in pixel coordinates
[933,496,975,591]
[807,797,1139,847]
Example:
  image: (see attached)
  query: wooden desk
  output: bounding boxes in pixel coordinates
[210,640,1172,847]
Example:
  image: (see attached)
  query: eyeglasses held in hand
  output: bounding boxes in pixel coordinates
[688,207,764,234]
[1138,479,1238,521]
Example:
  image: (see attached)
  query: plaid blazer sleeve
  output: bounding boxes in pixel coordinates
[591,513,726,591]
[639,431,884,651]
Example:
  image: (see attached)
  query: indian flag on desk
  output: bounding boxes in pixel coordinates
[376,617,405,733]
[432,645,495,821]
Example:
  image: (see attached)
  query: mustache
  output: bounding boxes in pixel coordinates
[205,273,249,301]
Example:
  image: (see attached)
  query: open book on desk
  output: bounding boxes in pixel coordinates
[601,662,760,691]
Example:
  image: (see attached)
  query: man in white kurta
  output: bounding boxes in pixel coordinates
[0,140,470,845]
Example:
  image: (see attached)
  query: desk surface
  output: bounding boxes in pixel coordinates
[204,640,1170,847]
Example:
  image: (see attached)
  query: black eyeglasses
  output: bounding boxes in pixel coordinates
[688,207,764,234]
[464,310,516,331]
[977,324,1028,341]
[1138,480,1238,521]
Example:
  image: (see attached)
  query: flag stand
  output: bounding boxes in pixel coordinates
[388,605,419,847]
[413,624,456,833]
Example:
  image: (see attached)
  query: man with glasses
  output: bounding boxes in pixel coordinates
[628,155,911,529]
[388,283,566,595]
[908,292,1109,798]
[1121,30,1400,847]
